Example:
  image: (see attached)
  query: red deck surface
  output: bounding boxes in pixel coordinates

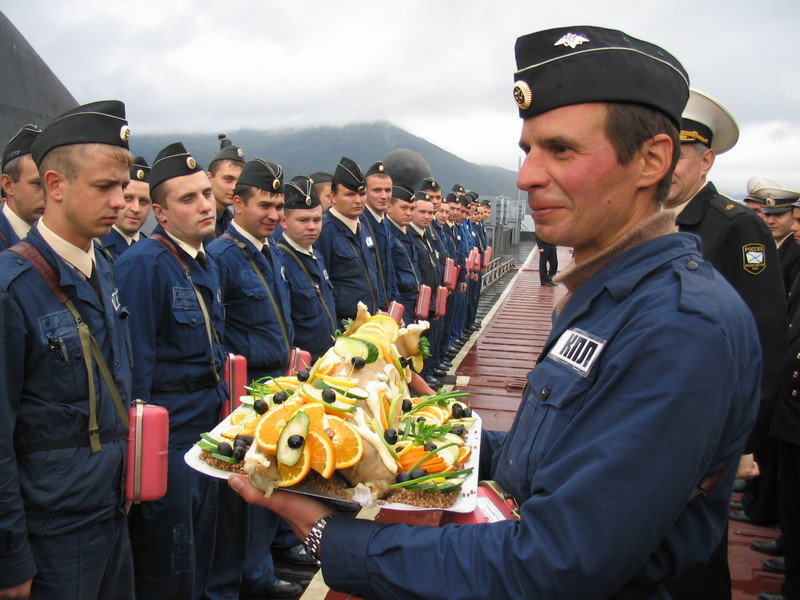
[324,246,785,600]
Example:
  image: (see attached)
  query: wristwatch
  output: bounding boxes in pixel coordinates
[303,516,329,566]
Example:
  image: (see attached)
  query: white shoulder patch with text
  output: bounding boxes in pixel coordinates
[548,328,606,376]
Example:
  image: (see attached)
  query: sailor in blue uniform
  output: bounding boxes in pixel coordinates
[385,183,420,323]
[0,101,134,599]
[360,161,398,307]
[207,159,293,380]
[114,142,235,600]
[277,175,337,361]
[449,195,472,344]
[229,25,761,600]
[98,156,151,261]
[0,124,43,250]
[316,157,384,322]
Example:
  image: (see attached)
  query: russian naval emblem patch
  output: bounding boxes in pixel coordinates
[743,243,766,275]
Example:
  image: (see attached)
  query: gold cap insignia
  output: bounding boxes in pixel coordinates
[725,204,734,210]
[186,156,197,170]
[136,169,145,180]
[379,164,385,172]
[272,179,280,191]
[119,125,132,142]
[766,197,775,206]
[358,185,365,193]
[305,196,312,206]
[237,148,244,158]
[513,81,532,110]
[554,33,590,49]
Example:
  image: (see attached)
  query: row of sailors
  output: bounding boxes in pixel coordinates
[0,101,489,599]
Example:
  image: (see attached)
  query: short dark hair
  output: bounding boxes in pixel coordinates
[208,158,240,177]
[233,183,257,203]
[2,155,25,182]
[605,103,680,203]
[150,180,169,206]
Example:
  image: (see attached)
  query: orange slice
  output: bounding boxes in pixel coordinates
[298,403,326,430]
[456,445,472,466]
[230,409,254,427]
[254,399,303,453]
[366,314,400,337]
[306,427,336,478]
[276,448,312,487]
[329,417,364,469]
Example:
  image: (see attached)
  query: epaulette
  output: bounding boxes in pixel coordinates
[706,194,750,220]
[0,251,34,291]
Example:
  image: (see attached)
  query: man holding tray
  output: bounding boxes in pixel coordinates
[228,26,760,599]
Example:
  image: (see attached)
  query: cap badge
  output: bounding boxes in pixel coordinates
[237,148,244,158]
[272,179,281,191]
[513,81,533,110]
[119,125,132,142]
[305,196,312,206]
[136,169,145,180]
[554,33,590,49]
[358,185,365,193]
[378,164,385,172]
[186,156,197,169]
[766,197,775,207]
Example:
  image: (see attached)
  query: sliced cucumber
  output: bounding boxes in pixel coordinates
[196,439,219,453]
[333,336,379,364]
[211,452,239,464]
[200,432,226,445]
[275,411,310,466]
[344,386,369,401]
[426,478,466,493]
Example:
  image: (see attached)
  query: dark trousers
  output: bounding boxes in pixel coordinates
[780,440,800,600]
[539,244,558,283]
[29,511,134,600]
[662,526,731,600]
[742,435,780,524]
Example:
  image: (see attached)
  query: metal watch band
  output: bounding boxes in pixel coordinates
[303,517,329,566]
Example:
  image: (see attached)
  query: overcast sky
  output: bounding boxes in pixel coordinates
[3,0,799,197]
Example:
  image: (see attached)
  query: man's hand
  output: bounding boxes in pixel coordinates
[737,453,760,479]
[0,580,32,599]
[458,282,467,293]
[228,475,333,541]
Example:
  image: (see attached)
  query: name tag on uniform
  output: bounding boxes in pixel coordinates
[365,236,374,248]
[323,269,330,281]
[111,288,121,311]
[548,328,605,377]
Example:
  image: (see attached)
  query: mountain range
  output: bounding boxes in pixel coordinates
[130,121,520,199]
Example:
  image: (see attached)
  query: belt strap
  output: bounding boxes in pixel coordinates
[151,234,221,384]
[16,430,128,455]
[220,233,291,357]
[9,242,129,454]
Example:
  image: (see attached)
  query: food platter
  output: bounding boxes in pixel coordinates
[184,406,481,513]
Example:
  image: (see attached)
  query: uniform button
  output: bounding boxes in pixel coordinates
[793,390,799,397]
[540,387,551,400]
[16,259,23,265]
[797,353,800,360]
[686,260,699,271]
[192,318,197,324]
[793,371,798,378]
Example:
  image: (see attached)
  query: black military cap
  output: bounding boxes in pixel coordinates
[285,175,321,209]
[392,183,415,203]
[451,184,465,194]
[333,156,365,193]
[238,159,284,193]
[480,199,492,207]
[310,171,333,184]
[130,156,150,183]
[149,142,203,191]
[365,161,389,177]
[680,89,738,154]
[465,191,479,204]
[31,100,130,167]
[444,192,460,204]
[458,195,471,208]
[209,134,245,168]
[420,177,440,192]
[513,26,689,128]
[413,191,431,202]
[3,124,41,171]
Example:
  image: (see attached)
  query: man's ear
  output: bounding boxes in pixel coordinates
[43,170,66,203]
[151,202,168,226]
[638,133,674,189]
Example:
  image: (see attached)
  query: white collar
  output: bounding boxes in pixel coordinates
[329,207,360,235]
[112,224,139,245]
[37,219,95,278]
[164,229,204,260]
[283,234,314,257]
[2,203,33,240]
[232,219,268,251]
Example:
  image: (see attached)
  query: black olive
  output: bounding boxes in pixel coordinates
[423,442,437,452]
[287,434,305,449]
[398,357,409,368]
[233,437,247,448]
[451,403,464,419]
[351,357,366,369]
[233,446,246,460]
[402,398,413,413]
[410,468,428,480]
[236,434,254,446]
[273,391,288,404]
[253,398,268,415]
[396,471,411,484]
[450,426,464,437]
[217,442,234,457]
[322,388,336,403]
[416,416,426,423]
[384,428,398,445]
[462,407,472,418]
[297,368,310,382]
